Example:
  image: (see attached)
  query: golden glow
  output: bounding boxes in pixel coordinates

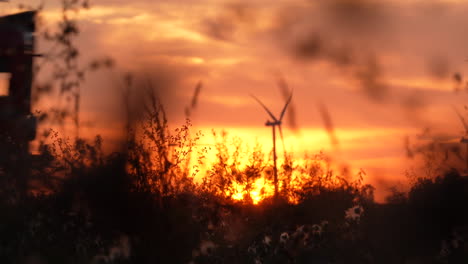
[190,57,206,64]
[230,177,275,204]
[178,125,411,204]
[210,57,248,66]
[38,5,209,44]
[217,157,351,204]
[387,77,455,92]
[204,95,252,107]
[193,126,415,159]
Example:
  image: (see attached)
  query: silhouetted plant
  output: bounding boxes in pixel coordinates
[125,91,201,198]
[30,0,114,139]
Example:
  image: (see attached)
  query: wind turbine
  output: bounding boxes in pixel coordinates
[251,91,293,198]
[453,106,468,172]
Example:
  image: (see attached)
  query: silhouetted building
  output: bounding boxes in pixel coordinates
[0,11,37,163]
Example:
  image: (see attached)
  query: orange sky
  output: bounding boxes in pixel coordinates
[3,0,468,200]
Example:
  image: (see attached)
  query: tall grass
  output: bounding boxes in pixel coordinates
[0,99,468,263]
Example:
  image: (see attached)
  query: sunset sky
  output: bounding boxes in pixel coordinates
[2,0,468,199]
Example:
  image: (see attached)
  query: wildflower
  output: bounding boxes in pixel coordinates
[220,220,227,227]
[312,224,322,236]
[296,225,306,234]
[292,226,304,241]
[345,205,364,222]
[280,232,289,244]
[320,220,329,228]
[200,240,216,255]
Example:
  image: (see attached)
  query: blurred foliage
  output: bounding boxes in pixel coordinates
[1,96,467,263]
[28,0,114,138]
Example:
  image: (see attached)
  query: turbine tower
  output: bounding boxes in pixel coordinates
[251,92,293,198]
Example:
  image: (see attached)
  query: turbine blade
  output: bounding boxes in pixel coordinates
[250,94,278,122]
[277,76,299,131]
[453,106,468,133]
[279,91,293,121]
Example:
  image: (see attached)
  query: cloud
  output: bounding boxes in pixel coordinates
[354,55,389,102]
[261,0,468,118]
[30,0,468,145]
[269,1,393,102]
[322,0,389,35]
[198,2,256,42]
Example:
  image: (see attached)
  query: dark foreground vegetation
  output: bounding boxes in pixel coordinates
[2,1,467,263]
[0,102,467,264]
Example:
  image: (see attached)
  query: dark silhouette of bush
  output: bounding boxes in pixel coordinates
[365,169,468,263]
